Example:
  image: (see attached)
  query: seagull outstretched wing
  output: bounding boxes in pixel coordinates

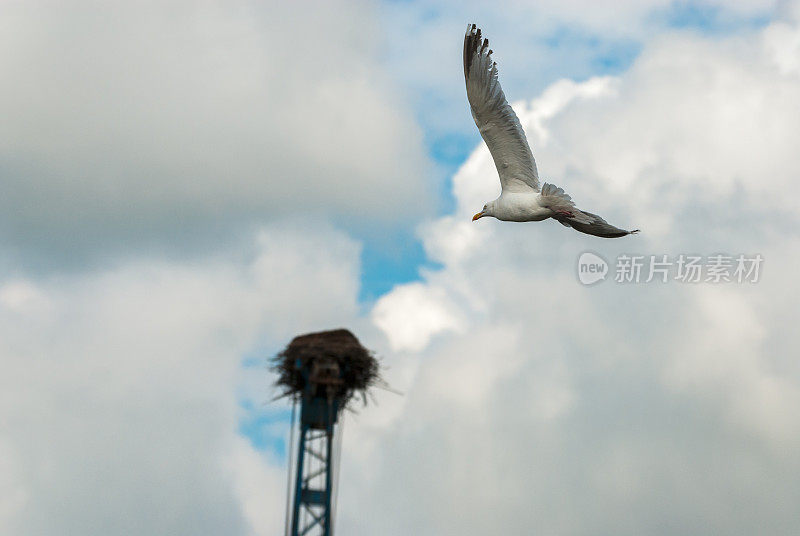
[463,24,539,193]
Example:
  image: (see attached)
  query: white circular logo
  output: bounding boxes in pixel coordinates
[577,252,608,285]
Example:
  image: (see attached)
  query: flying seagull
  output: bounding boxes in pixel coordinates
[464,24,639,238]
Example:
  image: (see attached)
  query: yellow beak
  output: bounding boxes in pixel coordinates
[472,212,484,221]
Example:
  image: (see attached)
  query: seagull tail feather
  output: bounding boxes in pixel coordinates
[555,210,639,238]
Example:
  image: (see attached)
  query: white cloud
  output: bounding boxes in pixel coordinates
[341,12,800,535]
[227,439,288,536]
[372,282,464,352]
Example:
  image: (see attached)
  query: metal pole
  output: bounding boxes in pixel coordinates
[290,425,307,536]
[324,422,334,535]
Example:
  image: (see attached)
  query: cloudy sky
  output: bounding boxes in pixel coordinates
[2,1,800,534]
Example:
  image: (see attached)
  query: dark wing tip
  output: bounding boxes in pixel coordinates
[464,24,478,78]
[463,24,491,78]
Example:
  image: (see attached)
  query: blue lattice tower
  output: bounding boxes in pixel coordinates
[289,358,343,536]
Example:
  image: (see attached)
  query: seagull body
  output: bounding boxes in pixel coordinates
[464,24,638,238]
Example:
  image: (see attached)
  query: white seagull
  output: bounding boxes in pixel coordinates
[464,24,639,238]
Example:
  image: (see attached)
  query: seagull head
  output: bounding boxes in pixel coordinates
[472,201,495,221]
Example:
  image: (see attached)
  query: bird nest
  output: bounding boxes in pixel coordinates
[271,329,381,408]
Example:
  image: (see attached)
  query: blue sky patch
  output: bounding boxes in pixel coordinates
[655,2,772,34]
[359,230,440,302]
[238,398,292,457]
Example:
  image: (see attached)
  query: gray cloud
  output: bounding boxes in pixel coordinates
[0,222,362,535]
[0,1,432,265]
